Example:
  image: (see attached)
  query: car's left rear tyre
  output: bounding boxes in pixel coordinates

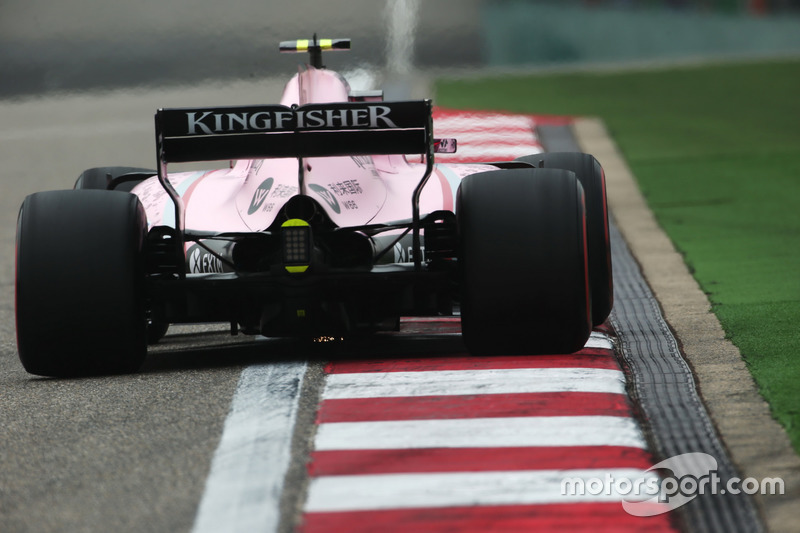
[16,190,148,377]
[146,317,169,345]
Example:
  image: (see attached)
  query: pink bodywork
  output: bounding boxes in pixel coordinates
[132,67,495,242]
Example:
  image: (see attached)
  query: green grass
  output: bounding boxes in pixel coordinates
[436,59,800,451]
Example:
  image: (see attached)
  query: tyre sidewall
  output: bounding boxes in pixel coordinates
[517,152,613,325]
[457,168,591,355]
[16,190,148,376]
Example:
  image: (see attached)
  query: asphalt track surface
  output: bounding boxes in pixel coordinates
[0,81,796,532]
[0,81,296,532]
[0,0,485,98]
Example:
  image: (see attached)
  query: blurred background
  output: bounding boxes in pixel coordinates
[2,0,799,99]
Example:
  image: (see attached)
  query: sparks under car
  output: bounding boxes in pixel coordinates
[15,38,612,377]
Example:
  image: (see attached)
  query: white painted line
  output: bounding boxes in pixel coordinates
[434,115,536,131]
[192,362,307,533]
[314,415,647,451]
[305,468,659,512]
[323,367,626,399]
[588,332,614,350]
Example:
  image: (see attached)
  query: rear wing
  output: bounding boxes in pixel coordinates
[154,100,435,273]
[155,100,432,163]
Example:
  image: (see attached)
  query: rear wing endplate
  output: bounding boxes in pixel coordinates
[154,100,435,274]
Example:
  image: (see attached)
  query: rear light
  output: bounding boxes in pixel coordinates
[281,219,312,273]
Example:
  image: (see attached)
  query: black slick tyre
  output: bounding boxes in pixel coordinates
[147,319,169,345]
[16,190,148,377]
[517,152,613,325]
[75,166,156,192]
[457,168,592,355]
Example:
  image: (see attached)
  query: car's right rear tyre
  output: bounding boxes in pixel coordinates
[16,190,148,377]
[516,152,612,326]
[457,168,591,355]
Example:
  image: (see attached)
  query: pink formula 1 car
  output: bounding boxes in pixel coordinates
[15,38,612,377]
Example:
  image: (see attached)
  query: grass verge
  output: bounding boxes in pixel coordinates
[435,59,800,452]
